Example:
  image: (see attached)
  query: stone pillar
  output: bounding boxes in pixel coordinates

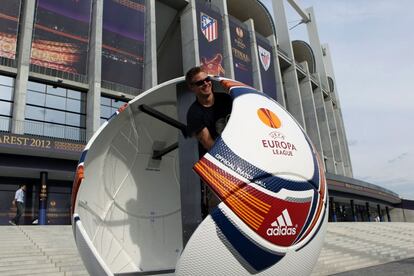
[211,0,234,79]
[365,202,371,222]
[377,204,382,222]
[350,199,356,222]
[39,172,48,225]
[267,35,286,107]
[271,0,305,127]
[385,206,391,222]
[144,0,157,90]
[181,0,199,72]
[298,61,323,155]
[86,0,103,141]
[330,197,336,222]
[245,19,262,91]
[12,0,36,134]
[312,75,335,173]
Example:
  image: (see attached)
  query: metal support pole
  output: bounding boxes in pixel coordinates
[39,172,48,225]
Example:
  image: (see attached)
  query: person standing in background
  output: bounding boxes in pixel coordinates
[9,184,26,225]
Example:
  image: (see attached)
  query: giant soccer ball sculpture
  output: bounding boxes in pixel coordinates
[71,77,328,276]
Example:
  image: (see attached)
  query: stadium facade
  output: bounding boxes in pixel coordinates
[0,0,412,225]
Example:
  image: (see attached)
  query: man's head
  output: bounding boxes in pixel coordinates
[21,184,26,191]
[185,66,212,98]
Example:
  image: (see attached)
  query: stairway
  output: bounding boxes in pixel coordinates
[1,222,414,276]
[311,222,414,275]
[0,226,87,276]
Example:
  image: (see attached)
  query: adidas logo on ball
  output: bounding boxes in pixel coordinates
[266,209,297,236]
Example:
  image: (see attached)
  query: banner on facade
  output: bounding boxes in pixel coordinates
[30,0,92,76]
[0,0,22,62]
[256,34,277,100]
[229,17,253,86]
[196,1,225,76]
[101,0,145,90]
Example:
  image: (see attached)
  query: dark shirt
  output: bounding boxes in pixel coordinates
[187,92,233,156]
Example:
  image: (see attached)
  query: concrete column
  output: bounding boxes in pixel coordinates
[306,8,345,175]
[313,74,335,173]
[144,0,157,90]
[365,202,371,222]
[376,204,382,222]
[12,0,36,134]
[386,206,391,222]
[298,61,323,156]
[245,19,262,91]
[180,0,199,72]
[211,0,234,79]
[271,0,294,60]
[330,197,336,222]
[350,199,356,222]
[325,100,345,175]
[86,0,103,141]
[271,0,305,126]
[281,66,305,128]
[322,44,353,177]
[267,35,286,107]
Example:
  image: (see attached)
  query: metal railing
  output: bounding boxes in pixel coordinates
[29,64,88,84]
[101,80,142,96]
[0,57,17,68]
[1,117,86,142]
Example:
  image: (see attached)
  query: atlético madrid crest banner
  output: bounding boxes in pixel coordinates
[256,33,277,100]
[196,1,225,77]
[0,0,22,63]
[229,16,253,87]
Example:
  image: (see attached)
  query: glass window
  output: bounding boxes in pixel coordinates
[47,86,66,96]
[100,105,112,119]
[24,121,44,136]
[112,99,126,109]
[45,94,66,110]
[26,90,45,106]
[28,81,46,93]
[66,113,82,127]
[44,123,64,139]
[0,75,14,86]
[25,82,86,141]
[0,101,12,116]
[66,98,81,113]
[67,89,82,100]
[100,96,127,123]
[45,109,65,124]
[65,126,84,141]
[0,116,11,132]
[25,106,45,121]
[0,85,13,101]
[101,97,111,106]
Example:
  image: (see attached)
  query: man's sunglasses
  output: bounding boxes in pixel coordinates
[192,76,211,87]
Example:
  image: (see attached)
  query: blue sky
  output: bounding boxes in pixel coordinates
[262,0,414,199]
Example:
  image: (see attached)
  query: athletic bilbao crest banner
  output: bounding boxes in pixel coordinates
[229,16,253,86]
[258,45,270,71]
[0,0,22,63]
[30,0,92,77]
[256,34,277,100]
[196,1,225,76]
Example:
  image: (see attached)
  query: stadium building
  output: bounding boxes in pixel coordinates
[0,0,412,225]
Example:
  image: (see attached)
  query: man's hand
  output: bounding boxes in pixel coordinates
[196,127,215,151]
[12,199,16,206]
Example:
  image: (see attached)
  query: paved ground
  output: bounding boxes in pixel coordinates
[333,258,414,276]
